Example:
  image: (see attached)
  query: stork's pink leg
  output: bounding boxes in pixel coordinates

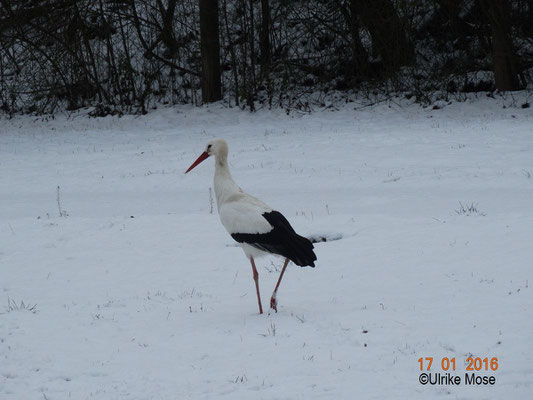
[250,257,263,314]
[270,258,290,312]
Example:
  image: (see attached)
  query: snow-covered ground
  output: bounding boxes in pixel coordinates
[1,96,532,399]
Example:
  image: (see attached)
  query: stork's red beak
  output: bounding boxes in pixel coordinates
[185,151,209,173]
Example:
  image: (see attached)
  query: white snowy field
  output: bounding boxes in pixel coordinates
[1,96,532,400]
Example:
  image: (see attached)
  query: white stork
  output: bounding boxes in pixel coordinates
[185,139,316,314]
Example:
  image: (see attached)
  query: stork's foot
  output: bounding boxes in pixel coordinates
[270,295,278,312]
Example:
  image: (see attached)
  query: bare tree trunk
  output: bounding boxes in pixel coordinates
[480,0,522,90]
[116,7,137,108]
[97,0,121,106]
[259,0,270,76]
[345,0,369,79]
[222,0,239,106]
[129,1,199,76]
[353,0,412,73]
[528,0,533,36]
[199,0,222,103]
[248,0,256,83]
[247,0,256,110]
[157,0,179,58]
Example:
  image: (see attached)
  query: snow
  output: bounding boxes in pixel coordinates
[1,97,532,399]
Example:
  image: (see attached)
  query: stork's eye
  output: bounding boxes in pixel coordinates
[207,144,212,150]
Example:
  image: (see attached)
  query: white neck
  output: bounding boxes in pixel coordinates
[213,154,241,209]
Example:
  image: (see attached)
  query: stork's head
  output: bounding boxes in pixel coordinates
[185,138,228,173]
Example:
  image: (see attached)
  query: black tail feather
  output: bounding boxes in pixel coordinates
[286,233,317,267]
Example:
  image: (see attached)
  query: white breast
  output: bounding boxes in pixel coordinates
[218,192,273,235]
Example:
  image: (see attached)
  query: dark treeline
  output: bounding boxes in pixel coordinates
[0,0,531,115]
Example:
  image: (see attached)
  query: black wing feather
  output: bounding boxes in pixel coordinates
[231,211,317,267]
